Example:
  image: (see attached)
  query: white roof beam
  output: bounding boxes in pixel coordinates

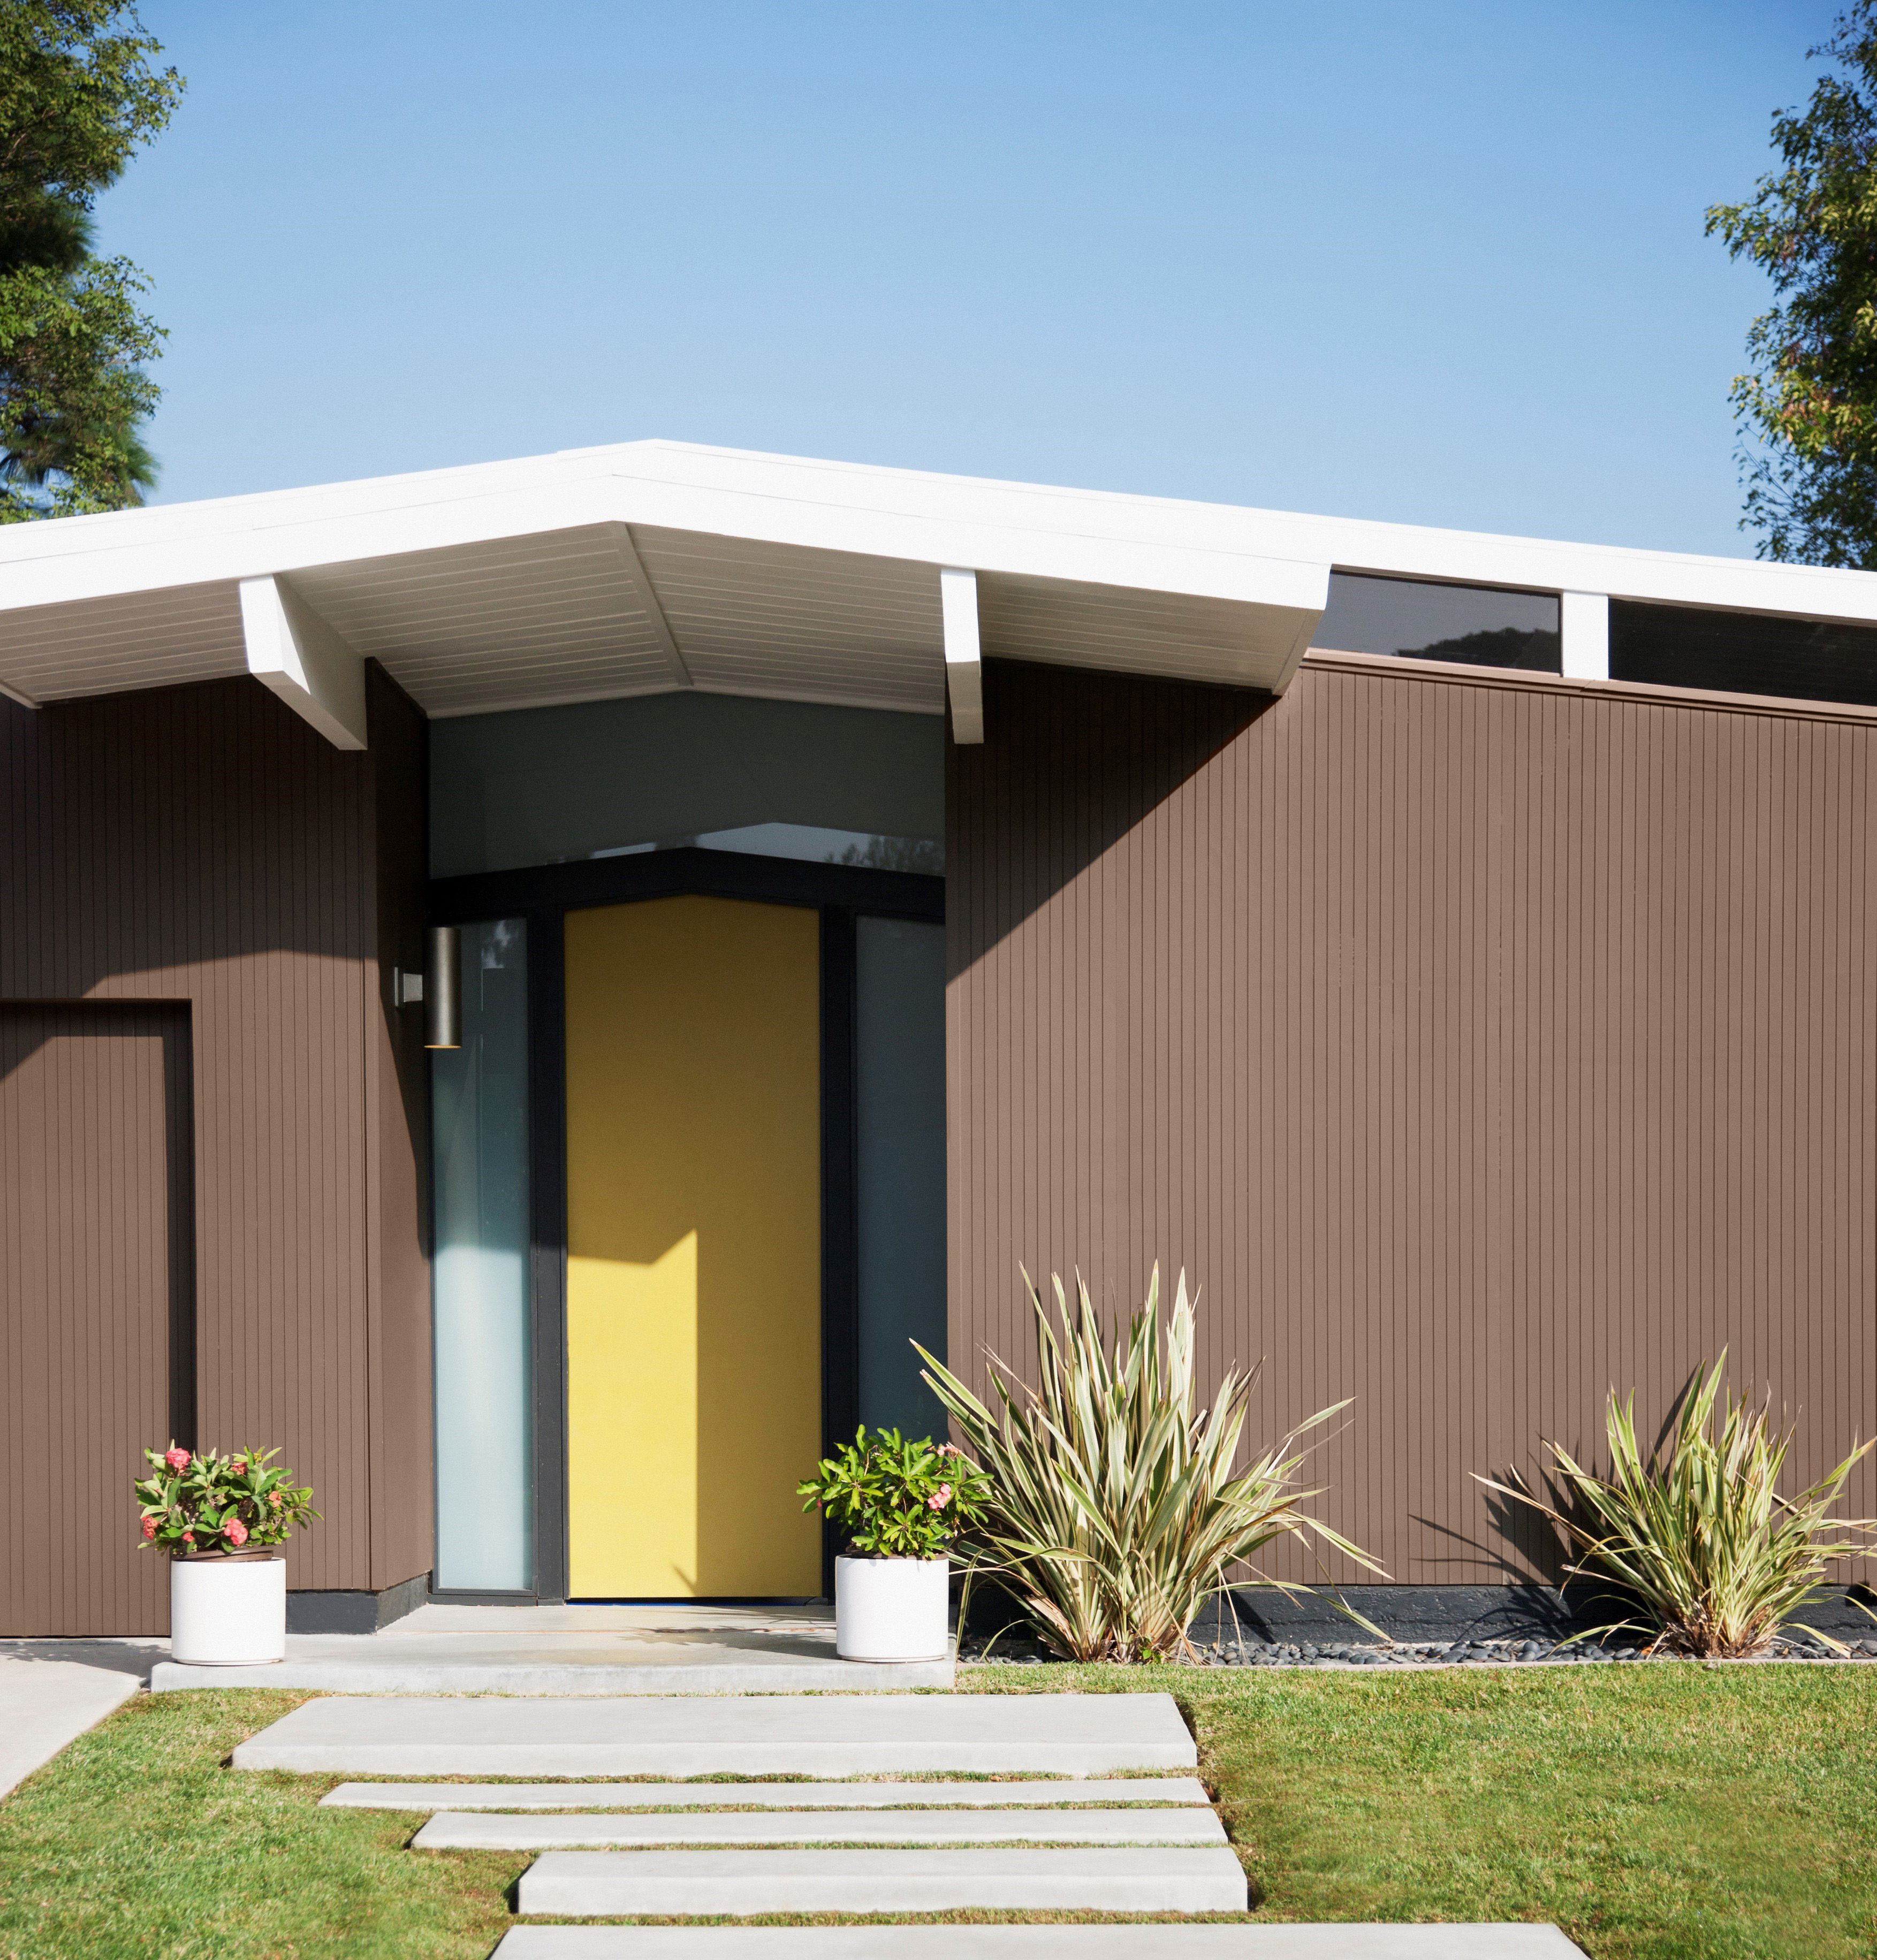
[239,574,368,750]
[941,566,982,744]
[1561,591,1610,681]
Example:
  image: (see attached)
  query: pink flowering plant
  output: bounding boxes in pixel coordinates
[798,1425,990,1558]
[133,1443,318,1557]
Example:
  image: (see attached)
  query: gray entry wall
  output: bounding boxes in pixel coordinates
[431,692,944,879]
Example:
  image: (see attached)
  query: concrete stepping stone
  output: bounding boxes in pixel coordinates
[515,1845,1249,1916]
[415,1805,1228,1848]
[322,1775,1212,1812]
[235,1693,1195,1777]
[491,1928,1590,1958]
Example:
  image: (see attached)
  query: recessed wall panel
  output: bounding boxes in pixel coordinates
[1,1003,192,1635]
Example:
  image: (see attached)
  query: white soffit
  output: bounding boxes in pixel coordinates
[978,570,1318,689]
[0,578,245,705]
[291,527,679,718]
[4,439,1877,733]
[627,525,946,714]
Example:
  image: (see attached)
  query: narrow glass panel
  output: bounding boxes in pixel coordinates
[1314,573,1561,672]
[855,916,948,1440]
[431,917,533,1591]
[1610,600,1877,707]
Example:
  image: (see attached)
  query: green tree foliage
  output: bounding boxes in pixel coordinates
[1708,4,1877,566]
[0,1,181,521]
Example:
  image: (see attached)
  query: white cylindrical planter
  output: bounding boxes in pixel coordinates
[835,1554,949,1662]
[169,1553,286,1665]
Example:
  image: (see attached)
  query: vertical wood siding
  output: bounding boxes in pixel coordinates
[947,658,1877,1585]
[0,673,430,1629]
[366,665,435,1590]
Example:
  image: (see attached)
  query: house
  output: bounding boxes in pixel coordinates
[4,439,1873,1634]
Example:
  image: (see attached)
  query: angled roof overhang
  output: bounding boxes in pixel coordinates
[5,439,1877,750]
[0,441,1331,748]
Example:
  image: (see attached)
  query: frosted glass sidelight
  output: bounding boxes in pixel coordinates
[855,916,947,1440]
[431,918,533,1592]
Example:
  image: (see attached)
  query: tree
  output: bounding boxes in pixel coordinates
[0,1,182,522]
[1705,5,1877,566]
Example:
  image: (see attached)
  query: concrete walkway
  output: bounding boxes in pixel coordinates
[492,1932,1588,1958]
[234,1691,1197,1776]
[0,1639,159,1799]
[238,1688,1587,1951]
[516,1846,1251,1916]
[412,1805,1229,1848]
[321,1775,1214,1811]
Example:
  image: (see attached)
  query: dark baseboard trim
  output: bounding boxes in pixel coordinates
[286,1570,430,1635]
[963,1580,1877,1646]
[1193,1582,1877,1645]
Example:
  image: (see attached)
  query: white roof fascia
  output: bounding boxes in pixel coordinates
[0,449,1326,619]
[608,444,1877,624]
[4,437,1876,630]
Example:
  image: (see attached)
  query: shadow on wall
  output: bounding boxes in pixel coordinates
[945,658,1274,976]
[0,667,428,1153]
[0,678,388,1074]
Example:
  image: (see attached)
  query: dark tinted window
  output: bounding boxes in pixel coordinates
[1610,601,1877,708]
[1312,573,1560,672]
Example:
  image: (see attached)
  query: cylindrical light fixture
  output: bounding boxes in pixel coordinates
[424,925,462,1049]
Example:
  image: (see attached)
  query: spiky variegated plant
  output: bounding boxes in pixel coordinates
[916,1264,1381,1661]
[1478,1354,1876,1657]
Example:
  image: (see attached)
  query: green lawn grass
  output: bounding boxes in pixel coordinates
[0,1690,523,1959]
[0,1667,1872,1958]
[978,1662,1877,1959]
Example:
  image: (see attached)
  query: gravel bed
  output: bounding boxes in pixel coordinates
[959,1634,1877,1668]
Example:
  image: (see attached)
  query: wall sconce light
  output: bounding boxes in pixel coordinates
[424,925,461,1050]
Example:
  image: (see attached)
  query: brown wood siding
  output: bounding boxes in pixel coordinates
[0,673,429,1628]
[1,1004,189,1634]
[365,664,435,1590]
[947,658,1877,1586]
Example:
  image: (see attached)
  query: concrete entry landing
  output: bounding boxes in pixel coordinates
[154,1600,955,1696]
[234,1692,1197,1778]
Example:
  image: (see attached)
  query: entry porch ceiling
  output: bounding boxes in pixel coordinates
[0,442,1331,729]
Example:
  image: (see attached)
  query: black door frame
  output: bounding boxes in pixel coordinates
[428,846,945,1603]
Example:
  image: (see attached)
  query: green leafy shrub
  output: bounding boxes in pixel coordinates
[799,1425,990,1558]
[133,1443,317,1555]
[1478,1353,1877,1656]
[918,1264,1381,1661]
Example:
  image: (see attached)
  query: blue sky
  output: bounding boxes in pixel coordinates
[107,2,1838,554]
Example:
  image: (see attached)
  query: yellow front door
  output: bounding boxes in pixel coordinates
[564,895,823,1597]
